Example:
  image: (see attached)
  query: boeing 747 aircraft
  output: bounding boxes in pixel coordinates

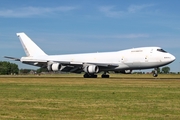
[5,33,175,78]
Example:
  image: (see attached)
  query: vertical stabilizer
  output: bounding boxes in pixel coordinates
[17,33,47,57]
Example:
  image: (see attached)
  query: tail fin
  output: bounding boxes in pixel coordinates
[17,33,47,57]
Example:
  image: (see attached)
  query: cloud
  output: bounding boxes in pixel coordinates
[128,4,154,13]
[84,33,149,39]
[110,34,149,39]
[98,6,124,17]
[0,6,78,17]
[99,4,155,17]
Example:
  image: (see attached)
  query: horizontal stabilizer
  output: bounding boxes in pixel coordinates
[4,56,20,61]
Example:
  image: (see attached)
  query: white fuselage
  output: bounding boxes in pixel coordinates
[21,47,175,71]
[5,32,176,78]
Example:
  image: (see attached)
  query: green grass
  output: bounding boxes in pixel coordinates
[0,74,180,119]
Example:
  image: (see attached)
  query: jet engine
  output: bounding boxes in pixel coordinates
[83,65,99,74]
[47,63,61,71]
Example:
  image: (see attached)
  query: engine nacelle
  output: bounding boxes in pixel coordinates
[52,63,61,71]
[115,70,132,74]
[83,65,99,74]
[47,63,61,71]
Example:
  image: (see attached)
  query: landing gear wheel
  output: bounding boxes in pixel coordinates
[92,75,98,78]
[101,74,109,78]
[153,73,158,77]
[101,71,110,78]
[152,68,158,77]
[84,73,89,78]
[84,73,97,78]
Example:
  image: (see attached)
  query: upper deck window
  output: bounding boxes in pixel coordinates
[131,50,143,52]
[157,49,167,53]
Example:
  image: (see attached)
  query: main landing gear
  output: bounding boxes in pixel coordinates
[153,68,158,77]
[83,73,97,78]
[101,72,109,78]
[83,72,110,78]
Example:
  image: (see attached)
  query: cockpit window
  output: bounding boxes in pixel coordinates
[157,49,167,53]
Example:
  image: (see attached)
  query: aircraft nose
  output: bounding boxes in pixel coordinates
[163,53,175,63]
[167,53,176,62]
[170,54,176,62]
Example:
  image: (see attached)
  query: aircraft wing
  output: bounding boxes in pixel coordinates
[35,60,119,73]
[88,62,119,67]
[58,61,119,67]
[4,56,119,73]
[54,61,119,68]
[54,61,119,73]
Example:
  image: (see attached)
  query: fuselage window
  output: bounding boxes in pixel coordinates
[157,49,167,53]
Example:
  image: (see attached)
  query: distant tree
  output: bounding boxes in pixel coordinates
[157,68,161,74]
[0,61,19,75]
[19,69,31,74]
[36,67,48,73]
[161,66,170,74]
[10,63,19,74]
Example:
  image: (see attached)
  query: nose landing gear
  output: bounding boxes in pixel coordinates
[153,68,158,77]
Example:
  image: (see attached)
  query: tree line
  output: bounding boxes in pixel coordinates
[0,61,19,75]
[0,61,174,75]
[156,67,171,74]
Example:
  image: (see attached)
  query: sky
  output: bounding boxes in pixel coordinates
[0,0,180,72]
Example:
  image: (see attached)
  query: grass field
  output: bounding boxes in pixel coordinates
[0,74,180,120]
